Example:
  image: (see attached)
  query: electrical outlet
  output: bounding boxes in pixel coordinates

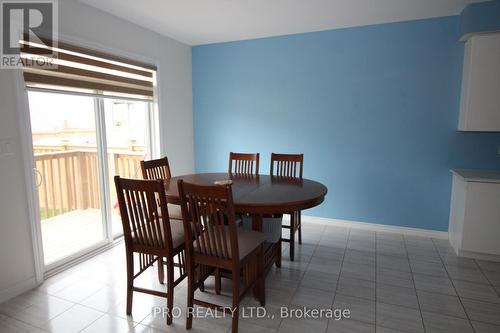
[0,139,14,157]
[4,141,13,155]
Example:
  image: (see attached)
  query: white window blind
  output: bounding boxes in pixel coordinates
[21,38,156,101]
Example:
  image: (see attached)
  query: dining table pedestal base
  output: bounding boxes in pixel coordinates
[252,214,281,270]
[264,241,281,270]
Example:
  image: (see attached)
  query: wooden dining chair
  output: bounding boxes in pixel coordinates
[141,157,185,285]
[228,152,260,175]
[141,156,172,180]
[140,157,182,221]
[270,153,304,261]
[114,176,186,325]
[178,180,266,333]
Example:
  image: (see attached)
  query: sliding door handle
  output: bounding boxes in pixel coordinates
[34,168,43,187]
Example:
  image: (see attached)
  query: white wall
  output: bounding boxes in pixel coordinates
[58,0,194,175]
[0,70,38,302]
[0,0,193,302]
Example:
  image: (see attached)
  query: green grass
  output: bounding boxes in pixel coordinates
[40,207,69,220]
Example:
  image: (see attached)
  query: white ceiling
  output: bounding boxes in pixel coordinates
[79,0,486,45]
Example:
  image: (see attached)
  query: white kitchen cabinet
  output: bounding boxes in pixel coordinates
[459,33,500,131]
[449,170,500,261]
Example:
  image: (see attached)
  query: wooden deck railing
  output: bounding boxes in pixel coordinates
[35,149,145,219]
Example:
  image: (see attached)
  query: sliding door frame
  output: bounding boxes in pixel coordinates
[94,97,112,242]
[24,89,158,273]
[14,69,45,285]
[15,34,163,284]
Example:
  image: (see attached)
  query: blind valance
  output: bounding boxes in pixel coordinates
[21,38,156,101]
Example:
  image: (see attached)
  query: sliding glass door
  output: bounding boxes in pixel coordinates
[28,91,157,268]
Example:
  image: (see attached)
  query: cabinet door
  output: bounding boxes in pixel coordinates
[459,33,500,131]
[461,182,500,255]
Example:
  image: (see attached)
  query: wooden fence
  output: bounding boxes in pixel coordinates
[35,149,145,219]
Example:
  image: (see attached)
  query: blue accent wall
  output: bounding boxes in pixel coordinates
[192,16,500,231]
[460,0,500,38]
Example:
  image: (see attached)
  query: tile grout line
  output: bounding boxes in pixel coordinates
[8,226,500,333]
[430,238,477,333]
[402,234,427,333]
[473,259,500,300]
[370,235,428,333]
[372,254,493,322]
[0,316,51,333]
[0,312,51,332]
[0,299,80,331]
[275,223,324,332]
[3,246,165,332]
[315,223,331,333]
[324,227,350,333]
[310,223,329,333]
[373,249,500,325]
[75,311,107,333]
[373,234,416,330]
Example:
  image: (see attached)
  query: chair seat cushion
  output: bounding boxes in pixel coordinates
[170,219,186,249]
[236,228,267,259]
[167,203,183,220]
[194,226,266,260]
[131,218,185,250]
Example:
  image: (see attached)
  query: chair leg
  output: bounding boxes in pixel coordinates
[215,268,221,295]
[276,240,282,268]
[298,211,302,245]
[231,274,240,333]
[126,252,134,315]
[258,246,265,306]
[186,270,194,330]
[199,266,205,292]
[166,258,174,325]
[157,256,165,284]
[289,213,295,261]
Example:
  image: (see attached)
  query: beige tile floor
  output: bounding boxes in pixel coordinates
[2,221,500,333]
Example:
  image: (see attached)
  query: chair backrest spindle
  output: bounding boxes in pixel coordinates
[141,157,172,180]
[178,180,239,264]
[115,176,173,252]
[270,153,304,179]
[228,152,259,175]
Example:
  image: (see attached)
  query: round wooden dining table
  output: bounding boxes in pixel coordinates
[164,172,328,270]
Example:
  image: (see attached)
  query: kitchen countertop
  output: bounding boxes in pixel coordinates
[451,169,500,184]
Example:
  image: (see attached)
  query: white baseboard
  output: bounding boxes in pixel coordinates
[0,277,38,304]
[291,215,449,239]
